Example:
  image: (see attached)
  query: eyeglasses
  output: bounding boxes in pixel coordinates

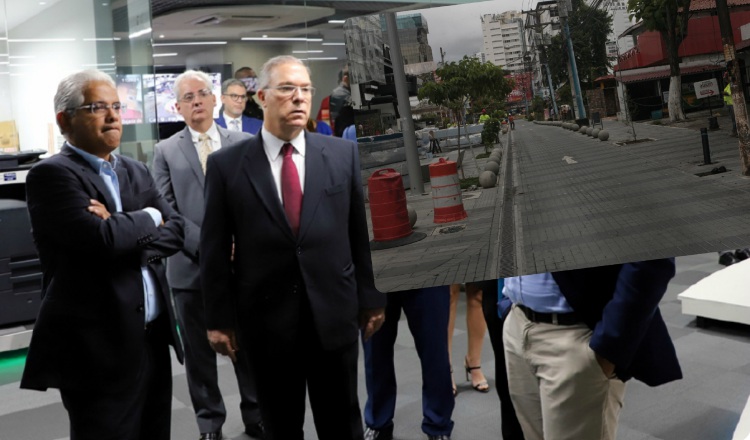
[222,93,248,102]
[75,102,124,116]
[266,85,316,97]
[179,88,213,103]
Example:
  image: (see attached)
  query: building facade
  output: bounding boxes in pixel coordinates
[481,11,527,73]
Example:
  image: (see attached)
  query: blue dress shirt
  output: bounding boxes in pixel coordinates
[503,273,575,314]
[68,143,162,323]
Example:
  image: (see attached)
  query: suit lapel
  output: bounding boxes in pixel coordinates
[242,133,294,239]
[60,145,118,212]
[298,132,325,241]
[176,127,205,188]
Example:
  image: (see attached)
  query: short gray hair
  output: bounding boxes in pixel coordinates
[172,70,213,99]
[221,78,246,94]
[54,69,115,114]
[258,55,311,91]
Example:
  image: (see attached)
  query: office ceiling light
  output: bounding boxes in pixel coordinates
[292,50,323,54]
[322,42,345,46]
[328,20,346,24]
[128,27,152,39]
[83,37,121,41]
[243,37,323,42]
[8,38,75,43]
[153,41,227,46]
[153,53,178,57]
[308,57,337,61]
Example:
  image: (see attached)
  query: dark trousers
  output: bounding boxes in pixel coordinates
[430,139,442,154]
[173,288,261,433]
[245,284,363,440]
[60,315,172,440]
[479,280,525,440]
[363,286,455,437]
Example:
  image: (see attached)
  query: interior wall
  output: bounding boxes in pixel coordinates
[7,0,99,152]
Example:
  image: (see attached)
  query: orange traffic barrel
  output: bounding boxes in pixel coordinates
[429,158,467,223]
[368,168,412,242]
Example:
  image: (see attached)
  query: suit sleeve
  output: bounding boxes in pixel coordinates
[137,162,185,263]
[200,153,237,329]
[589,258,676,369]
[152,142,200,259]
[26,160,160,258]
[347,141,386,308]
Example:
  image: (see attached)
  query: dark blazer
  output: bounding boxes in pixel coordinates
[215,113,262,135]
[152,125,251,290]
[20,145,185,393]
[200,131,385,350]
[552,258,682,387]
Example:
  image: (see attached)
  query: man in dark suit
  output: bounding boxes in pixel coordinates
[20,69,185,440]
[215,78,262,135]
[152,70,263,440]
[503,259,682,440]
[201,55,386,440]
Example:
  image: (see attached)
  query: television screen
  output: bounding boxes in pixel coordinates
[143,72,222,123]
[115,74,144,125]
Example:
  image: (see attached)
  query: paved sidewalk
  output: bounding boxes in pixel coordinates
[366,140,506,293]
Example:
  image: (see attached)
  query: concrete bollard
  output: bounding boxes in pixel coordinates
[479,170,497,188]
[485,161,500,175]
[407,204,417,228]
[592,128,600,138]
[598,130,610,141]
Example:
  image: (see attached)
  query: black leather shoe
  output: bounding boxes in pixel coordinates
[427,436,451,440]
[364,426,394,440]
[245,421,266,439]
[719,251,740,266]
[735,248,750,261]
[199,432,222,440]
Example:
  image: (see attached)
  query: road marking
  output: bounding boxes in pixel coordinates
[562,156,578,164]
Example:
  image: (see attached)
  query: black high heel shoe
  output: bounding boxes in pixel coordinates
[450,367,457,397]
[464,356,490,393]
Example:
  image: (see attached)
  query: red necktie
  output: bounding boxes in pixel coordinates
[281,143,302,236]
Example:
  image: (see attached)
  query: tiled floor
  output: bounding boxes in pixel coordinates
[0,252,749,439]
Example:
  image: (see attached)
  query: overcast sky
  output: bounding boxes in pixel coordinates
[400,0,537,63]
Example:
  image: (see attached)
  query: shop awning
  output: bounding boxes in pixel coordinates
[616,64,723,84]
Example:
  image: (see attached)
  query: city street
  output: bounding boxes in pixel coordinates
[368,114,750,292]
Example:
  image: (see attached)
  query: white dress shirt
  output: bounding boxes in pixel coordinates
[188,122,221,155]
[223,112,242,132]
[261,126,306,202]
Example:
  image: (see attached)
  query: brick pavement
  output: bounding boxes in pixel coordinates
[512,115,750,275]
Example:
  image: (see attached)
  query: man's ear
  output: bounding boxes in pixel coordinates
[257,89,267,108]
[56,111,71,135]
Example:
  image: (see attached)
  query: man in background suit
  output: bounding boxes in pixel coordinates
[152,70,263,440]
[215,78,262,135]
[201,55,386,440]
[21,69,185,440]
[503,259,682,440]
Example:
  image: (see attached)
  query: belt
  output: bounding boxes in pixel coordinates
[517,304,580,326]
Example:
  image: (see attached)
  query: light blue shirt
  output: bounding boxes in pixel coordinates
[503,273,574,314]
[68,143,162,324]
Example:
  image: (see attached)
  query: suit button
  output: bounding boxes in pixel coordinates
[137,304,144,312]
[296,247,302,256]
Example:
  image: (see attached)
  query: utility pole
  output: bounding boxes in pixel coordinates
[523,3,559,118]
[440,47,446,66]
[385,12,424,194]
[559,0,586,120]
[716,0,750,175]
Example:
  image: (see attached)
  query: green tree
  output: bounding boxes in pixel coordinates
[547,0,612,91]
[418,56,513,158]
[628,0,691,121]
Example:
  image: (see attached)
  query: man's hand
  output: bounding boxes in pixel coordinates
[359,307,385,342]
[207,329,238,362]
[595,352,616,379]
[88,199,111,220]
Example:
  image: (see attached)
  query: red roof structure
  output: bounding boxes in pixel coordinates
[615,64,723,84]
[690,0,750,11]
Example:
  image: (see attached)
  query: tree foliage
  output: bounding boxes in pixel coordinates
[628,0,691,121]
[418,56,513,152]
[546,0,612,89]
